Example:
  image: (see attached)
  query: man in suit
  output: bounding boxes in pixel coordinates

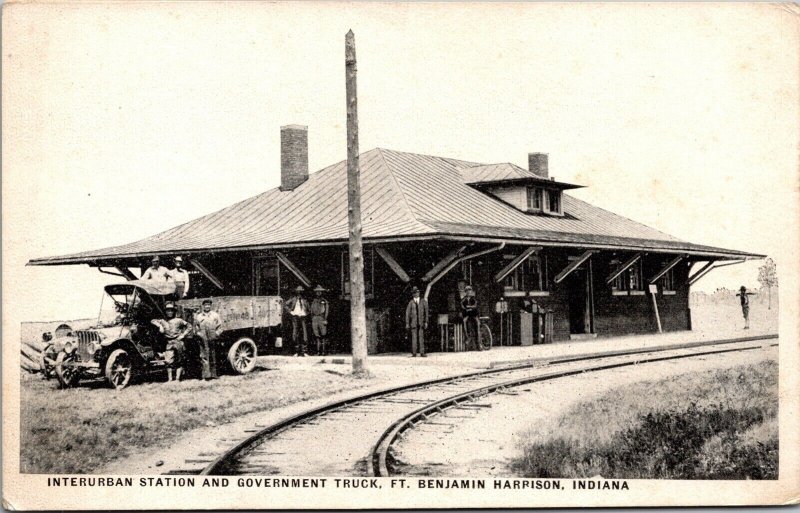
[405,286,429,357]
[285,285,310,356]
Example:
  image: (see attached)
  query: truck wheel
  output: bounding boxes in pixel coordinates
[228,338,257,374]
[40,344,56,379]
[105,349,134,389]
[55,351,80,389]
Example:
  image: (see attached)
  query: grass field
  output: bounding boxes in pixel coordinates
[512,359,778,479]
[20,364,381,474]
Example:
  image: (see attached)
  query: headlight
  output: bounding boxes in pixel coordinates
[63,342,74,354]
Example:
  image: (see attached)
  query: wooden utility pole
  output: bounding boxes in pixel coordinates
[345,30,368,374]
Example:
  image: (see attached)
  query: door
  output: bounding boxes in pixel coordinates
[566,267,594,335]
[253,257,280,296]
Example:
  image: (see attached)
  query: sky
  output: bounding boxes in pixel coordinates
[3,2,798,322]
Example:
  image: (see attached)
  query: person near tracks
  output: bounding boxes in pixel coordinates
[194,298,223,379]
[737,285,756,330]
[142,255,170,281]
[310,285,330,356]
[461,285,481,351]
[405,286,428,357]
[168,256,190,299]
[151,302,190,382]
[285,285,310,357]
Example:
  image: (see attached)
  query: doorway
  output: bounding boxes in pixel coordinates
[566,263,595,336]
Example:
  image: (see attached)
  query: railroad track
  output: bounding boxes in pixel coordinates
[195,334,777,476]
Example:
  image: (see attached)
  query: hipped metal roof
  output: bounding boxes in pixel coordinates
[28,148,761,266]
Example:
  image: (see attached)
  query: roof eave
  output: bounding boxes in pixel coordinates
[467,178,585,190]
[26,233,764,267]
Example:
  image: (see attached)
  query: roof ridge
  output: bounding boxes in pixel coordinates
[376,148,420,228]
[376,147,485,168]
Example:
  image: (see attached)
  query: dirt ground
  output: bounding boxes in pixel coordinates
[391,343,779,476]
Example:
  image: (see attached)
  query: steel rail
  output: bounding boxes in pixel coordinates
[369,340,778,477]
[200,333,777,476]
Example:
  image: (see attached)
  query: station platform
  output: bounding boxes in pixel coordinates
[259,327,778,370]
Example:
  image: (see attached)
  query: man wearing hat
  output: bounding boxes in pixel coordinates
[194,298,223,379]
[310,285,330,356]
[168,256,190,299]
[284,285,310,356]
[151,302,190,382]
[737,286,756,330]
[142,256,170,281]
[461,285,481,350]
[405,286,429,357]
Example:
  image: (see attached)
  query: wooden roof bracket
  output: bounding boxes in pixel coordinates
[553,250,596,284]
[424,243,505,301]
[649,254,687,283]
[375,246,411,283]
[605,252,643,285]
[98,266,135,280]
[688,259,746,286]
[275,251,312,288]
[422,245,468,282]
[494,246,542,283]
[189,258,225,290]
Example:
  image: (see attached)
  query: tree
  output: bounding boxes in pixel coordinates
[757,258,778,310]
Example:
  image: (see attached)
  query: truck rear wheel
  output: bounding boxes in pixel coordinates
[228,338,257,374]
[105,349,134,389]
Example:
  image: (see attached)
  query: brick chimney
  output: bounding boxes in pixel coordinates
[528,153,549,178]
[280,125,309,191]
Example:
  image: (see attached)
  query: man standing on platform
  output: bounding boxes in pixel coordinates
[461,285,481,350]
[142,256,169,281]
[285,285,310,357]
[405,286,428,357]
[194,298,222,380]
[168,256,190,299]
[310,285,330,356]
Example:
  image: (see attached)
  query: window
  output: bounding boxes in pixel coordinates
[628,261,643,291]
[503,255,549,292]
[460,260,473,284]
[612,260,644,295]
[527,187,543,212]
[547,190,562,214]
[341,247,375,298]
[662,267,676,294]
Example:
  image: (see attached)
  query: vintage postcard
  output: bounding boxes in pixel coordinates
[2,1,799,509]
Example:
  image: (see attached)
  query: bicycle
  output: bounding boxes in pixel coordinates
[463,316,493,351]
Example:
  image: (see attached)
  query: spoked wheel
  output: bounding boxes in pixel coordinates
[40,344,56,379]
[228,338,257,375]
[55,351,80,388]
[479,322,493,350]
[105,349,134,389]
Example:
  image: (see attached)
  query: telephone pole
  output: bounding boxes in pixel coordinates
[345,30,368,374]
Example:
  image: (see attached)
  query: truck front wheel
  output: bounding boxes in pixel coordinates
[105,349,134,389]
[228,338,257,374]
[55,351,80,389]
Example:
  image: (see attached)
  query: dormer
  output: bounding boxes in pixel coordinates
[460,153,583,216]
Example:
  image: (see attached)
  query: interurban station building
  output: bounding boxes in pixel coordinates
[29,125,762,353]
